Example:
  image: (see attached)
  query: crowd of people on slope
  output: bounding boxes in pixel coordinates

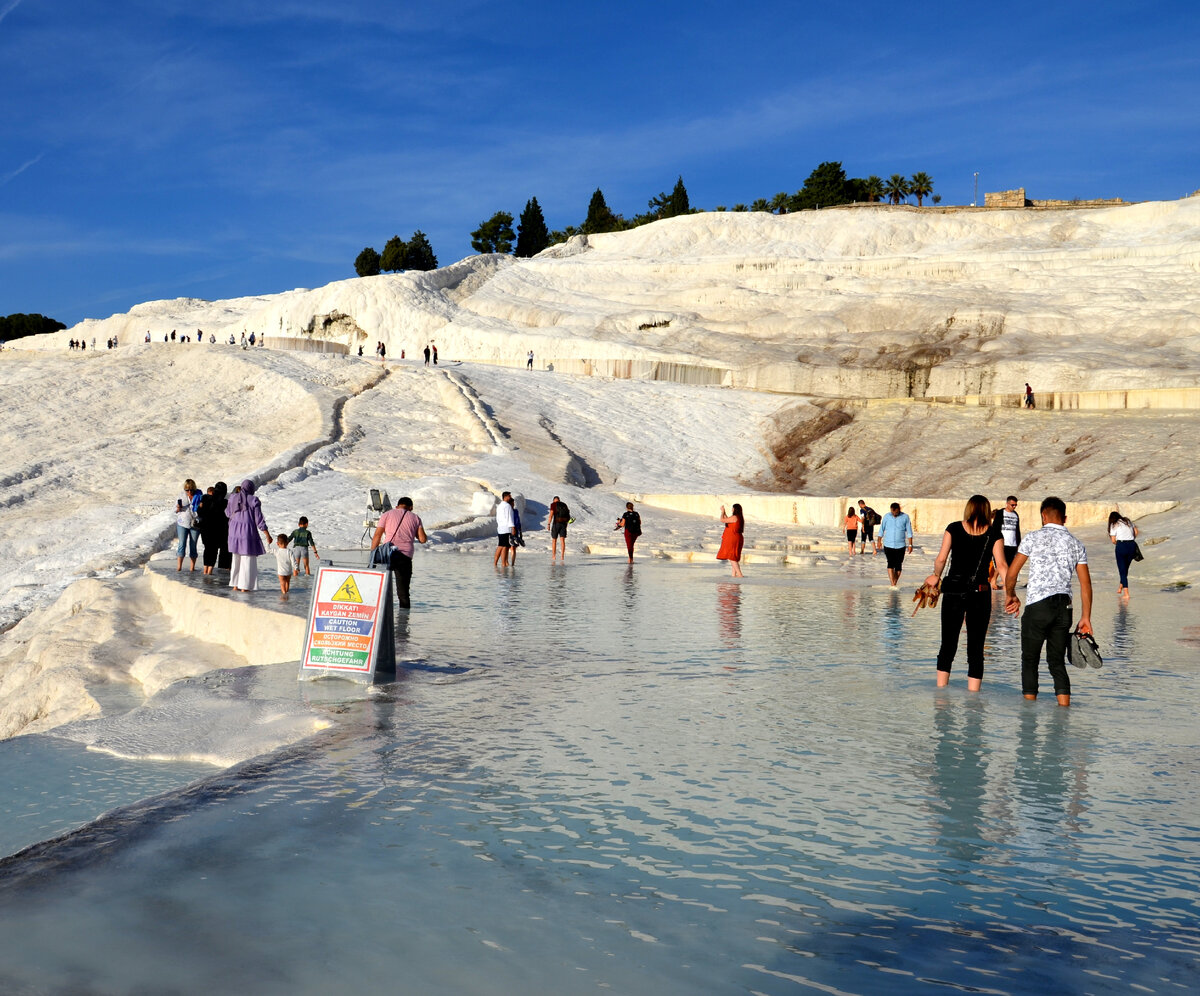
[173,478,319,597]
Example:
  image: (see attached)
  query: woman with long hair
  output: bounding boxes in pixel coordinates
[1108,511,1140,598]
[717,503,745,578]
[924,495,1008,691]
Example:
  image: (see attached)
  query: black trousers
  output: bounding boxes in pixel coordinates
[389,549,413,609]
[1021,594,1072,696]
[936,589,992,680]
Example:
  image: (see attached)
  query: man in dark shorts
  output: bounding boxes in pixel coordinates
[878,502,913,588]
[548,495,570,562]
[494,490,516,566]
[857,499,879,555]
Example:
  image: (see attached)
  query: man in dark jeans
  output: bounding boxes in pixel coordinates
[1003,496,1093,707]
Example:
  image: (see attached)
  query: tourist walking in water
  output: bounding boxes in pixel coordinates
[879,502,913,588]
[371,496,427,609]
[924,495,1009,692]
[1004,497,1093,707]
[857,499,880,555]
[423,344,431,366]
[507,493,523,564]
[494,490,517,566]
[991,496,1021,589]
[717,503,745,577]
[548,496,570,562]
[844,506,860,556]
[226,479,272,592]
[1108,511,1140,598]
[615,501,641,563]
[1024,383,1036,408]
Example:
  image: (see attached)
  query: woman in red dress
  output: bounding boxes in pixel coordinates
[717,503,745,577]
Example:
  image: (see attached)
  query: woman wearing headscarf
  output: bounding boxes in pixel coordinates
[226,478,272,592]
[198,481,229,575]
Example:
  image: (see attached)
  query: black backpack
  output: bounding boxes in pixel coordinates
[554,502,570,523]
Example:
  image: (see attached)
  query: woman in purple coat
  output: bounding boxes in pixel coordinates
[226,478,272,591]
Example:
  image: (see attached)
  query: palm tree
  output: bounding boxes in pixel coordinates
[864,175,884,203]
[884,174,911,205]
[770,191,790,214]
[750,198,770,212]
[909,172,934,207]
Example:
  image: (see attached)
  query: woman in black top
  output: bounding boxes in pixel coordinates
[924,495,1009,691]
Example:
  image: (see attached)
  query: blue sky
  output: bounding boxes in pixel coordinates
[2,0,1197,327]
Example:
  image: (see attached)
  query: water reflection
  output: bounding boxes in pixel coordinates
[716,583,741,647]
[1012,707,1091,840]
[928,695,990,864]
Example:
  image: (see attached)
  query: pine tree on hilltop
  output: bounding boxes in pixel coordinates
[581,188,620,234]
[515,198,551,258]
[355,246,382,276]
[381,235,407,272]
[471,212,516,254]
[791,161,852,210]
[402,230,438,271]
[649,176,691,219]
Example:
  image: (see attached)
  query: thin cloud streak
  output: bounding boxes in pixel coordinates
[0,152,42,186]
[0,0,23,26]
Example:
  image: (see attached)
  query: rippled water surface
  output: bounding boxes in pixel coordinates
[1,557,1197,994]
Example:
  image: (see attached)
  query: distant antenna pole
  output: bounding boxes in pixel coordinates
[973,172,979,207]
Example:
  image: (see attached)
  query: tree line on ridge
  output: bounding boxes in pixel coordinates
[354,162,936,276]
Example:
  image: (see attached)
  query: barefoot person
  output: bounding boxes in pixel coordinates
[717,503,745,578]
[494,491,517,567]
[925,495,1008,692]
[879,502,913,588]
[844,506,859,556]
[548,496,570,562]
[1108,511,1140,599]
[1004,496,1093,707]
[615,501,641,563]
[857,500,880,555]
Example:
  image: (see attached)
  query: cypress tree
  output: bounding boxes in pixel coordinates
[581,188,619,234]
[515,197,551,258]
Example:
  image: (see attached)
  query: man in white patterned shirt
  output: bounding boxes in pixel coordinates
[1004,496,1093,707]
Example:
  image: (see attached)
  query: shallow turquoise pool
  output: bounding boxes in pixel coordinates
[0,556,1196,994]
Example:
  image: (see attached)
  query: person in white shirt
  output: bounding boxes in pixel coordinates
[1108,511,1140,599]
[1004,496,1093,707]
[494,490,517,567]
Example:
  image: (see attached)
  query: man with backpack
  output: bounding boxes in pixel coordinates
[548,496,571,562]
[857,500,881,555]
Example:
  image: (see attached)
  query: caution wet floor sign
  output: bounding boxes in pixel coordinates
[300,566,391,680]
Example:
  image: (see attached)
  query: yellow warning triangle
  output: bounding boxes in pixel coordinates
[330,575,364,603]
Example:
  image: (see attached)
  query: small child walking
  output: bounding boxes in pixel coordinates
[288,516,320,576]
[274,533,293,596]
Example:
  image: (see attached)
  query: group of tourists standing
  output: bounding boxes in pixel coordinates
[174,477,319,595]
